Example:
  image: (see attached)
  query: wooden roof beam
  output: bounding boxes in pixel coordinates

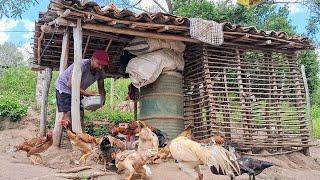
[82,23,200,43]
[230,34,250,42]
[255,40,272,46]
[157,26,169,33]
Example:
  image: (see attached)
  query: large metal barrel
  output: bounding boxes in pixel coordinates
[139,71,184,139]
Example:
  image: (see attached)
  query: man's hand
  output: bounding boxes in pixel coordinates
[87,92,101,97]
[80,88,100,97]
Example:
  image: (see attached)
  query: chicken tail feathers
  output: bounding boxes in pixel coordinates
[205,145,240,176]
[143,165,152,178]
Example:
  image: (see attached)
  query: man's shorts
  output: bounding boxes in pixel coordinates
[56,89,84,112]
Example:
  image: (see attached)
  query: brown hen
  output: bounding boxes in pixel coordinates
[14,131,53,164]
[60,119,99,165]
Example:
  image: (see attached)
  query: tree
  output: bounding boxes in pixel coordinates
[0,42,24,67]
[306,0,320,44]
[0,0,38,18]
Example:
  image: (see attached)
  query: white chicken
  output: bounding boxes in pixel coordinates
[136,121,159,152]
[169,130,240,180]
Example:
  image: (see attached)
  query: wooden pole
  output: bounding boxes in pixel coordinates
[110,78,114,108]
[292,54,309,156]
[82,35,90,59]
[301,65,312,137]
[39,67,52,137]
[134,88,138,121]
[36,71,44,108]
[71,18,83,133]
[53,31,70,147]
[103,40,114,109]
[82,23,200,43]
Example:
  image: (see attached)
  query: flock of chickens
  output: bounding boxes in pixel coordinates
[13,120,273,180]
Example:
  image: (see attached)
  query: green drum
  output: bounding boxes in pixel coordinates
[139,71,184,139]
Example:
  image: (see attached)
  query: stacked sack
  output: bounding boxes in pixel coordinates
[125,37,185,88]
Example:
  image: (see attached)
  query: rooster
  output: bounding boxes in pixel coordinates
[129,121,168,148]
[136,121,159,152]
[60,119,99,165]
[169,126,240,180]
[226,146,273,180]
[115,149,157,180]
[14,131,53,164]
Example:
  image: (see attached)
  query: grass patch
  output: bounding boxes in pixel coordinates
[312,105,320,138]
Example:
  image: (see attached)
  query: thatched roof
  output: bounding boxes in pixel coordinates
[33,0,313,74]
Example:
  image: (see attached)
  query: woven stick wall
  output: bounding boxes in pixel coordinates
[184,44,311,153]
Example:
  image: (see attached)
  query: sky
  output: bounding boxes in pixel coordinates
[1,0,318,60]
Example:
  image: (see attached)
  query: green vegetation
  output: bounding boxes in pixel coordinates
[0,67,133,128]
[0,95,28,121]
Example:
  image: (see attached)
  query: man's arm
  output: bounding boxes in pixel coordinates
[97,79,106,104]
[67,79,99,97]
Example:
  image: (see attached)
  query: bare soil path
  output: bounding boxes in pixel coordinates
[1,110,320,180]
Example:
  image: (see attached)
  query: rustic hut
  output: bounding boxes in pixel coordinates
[33,0,314,155]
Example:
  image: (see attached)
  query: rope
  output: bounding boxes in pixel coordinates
[39,26,60,60]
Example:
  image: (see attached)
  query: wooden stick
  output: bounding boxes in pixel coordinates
[56,166,92,173]
[105,40,113,52]
[51,32,73,143]
[82,35,90,58]
[55,171,116,179]
[82,23,200,43]
[37,32,44,64]
[71,18,83,133]
[301,65,312,137]
[110,78,115,108]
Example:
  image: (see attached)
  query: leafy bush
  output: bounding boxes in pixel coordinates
[84,125,109,137]
[312,105,320,138]
[84,106,133,124]
[0,67,37,104]
[0,95,28,121]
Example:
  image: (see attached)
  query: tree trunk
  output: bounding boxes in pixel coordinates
[36,71,44,108]
[39,67,52,137]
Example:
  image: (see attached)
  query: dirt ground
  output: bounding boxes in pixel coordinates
[1,109,320,180]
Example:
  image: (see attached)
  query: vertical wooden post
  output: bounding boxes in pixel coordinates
[291,54,309,155]
[236,47,251,147]
[203,45,216,138]
[36,71,44,108]
[223,68,231,140]
[53,31,70,147]
[301,65,312,137]
[39,67,52,137]
[71,18,83,133]
[110,78,115,108]
[134,88,138,121]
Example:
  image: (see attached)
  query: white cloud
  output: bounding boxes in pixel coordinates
[0,18,19,45]
[18,43,33,62]
[21,20,34,39]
